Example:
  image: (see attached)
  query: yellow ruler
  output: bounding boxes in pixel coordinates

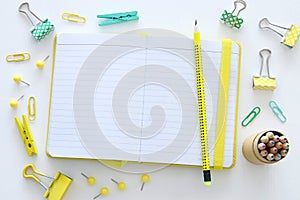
[194,20,211,186]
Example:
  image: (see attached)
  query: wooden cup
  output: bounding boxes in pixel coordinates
[242,130,287,165]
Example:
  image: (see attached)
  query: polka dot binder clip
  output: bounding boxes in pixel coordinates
[18,2,55,41]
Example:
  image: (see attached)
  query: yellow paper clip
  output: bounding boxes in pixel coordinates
[6,52,30,62]
[259,18,300,48]
[253,49,276,90]
[23,164,73,200]
[62,12,86,23]
[241,106,261,127]
[15,114,38,156]
[269,100,287,123]
[28,96,36,121]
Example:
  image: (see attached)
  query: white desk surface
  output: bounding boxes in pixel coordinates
[2,0,299,199]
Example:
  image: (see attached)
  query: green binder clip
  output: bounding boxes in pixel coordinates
[220,0,247,29]
[97,11,139,26]
[18,2,55,41]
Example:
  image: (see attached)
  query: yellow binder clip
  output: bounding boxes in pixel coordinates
[253,49,276,90]
[23,164,73,200]
[259,18,300,48]
[6,52,30,62]
[15,114,38,156]
[28,96,36,121]
[62,12,86,23]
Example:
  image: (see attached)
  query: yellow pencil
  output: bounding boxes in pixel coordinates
[194,19,211,186]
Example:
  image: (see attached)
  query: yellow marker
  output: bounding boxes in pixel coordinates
[23,164,73,200]
[6,52,30,62]
[194,20,211,186]
[28,96,36,121]
[36,55,50,69]
[140,174,150,191]
[62,12,86,23]
[94,187,109,199]
[111,178,126,191]
[81,173,96,185]
[10,95,24,108]
[13,74,30,86]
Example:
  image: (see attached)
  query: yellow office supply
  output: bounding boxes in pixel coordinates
[10,95,24,108]
[140,174,150,191]
[253,49,276,90]
[23,164,73,200]
[28,96,36,121]
[111,178,126,191]
[13,74,30,86]
[259,18,300,48]
[6,52,30,62]
[94,187,109,199]
[81,173,96,185]
[15,114,38,156]
[194,20,211,186]
[36,55,50,69]
[62,12,86,23]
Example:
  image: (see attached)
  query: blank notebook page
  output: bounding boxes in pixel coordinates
[47,33,239,168]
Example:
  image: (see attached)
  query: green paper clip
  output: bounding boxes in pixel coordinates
[220,0,246,29]
[97,11,139,26]
[18,2,55,41]
[241,106,261,127]
[269,100,287,123]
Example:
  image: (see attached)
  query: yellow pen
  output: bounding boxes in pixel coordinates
[194,19,211,186]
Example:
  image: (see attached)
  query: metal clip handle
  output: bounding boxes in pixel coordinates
[18,2,43,26]
[259,49,272,78]
[23,164,53,190]
[231,0,247,17]
[259,18,289,37]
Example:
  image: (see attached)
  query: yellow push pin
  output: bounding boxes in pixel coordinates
[36,55,49,69]
[10,95,24,108]
[140,174,150,191]
[111,178,126,191]
[93,187,109,199]
[81,173,96,185]
[13,74,30,86]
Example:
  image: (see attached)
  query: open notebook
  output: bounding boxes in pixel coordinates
[47,30,241,169]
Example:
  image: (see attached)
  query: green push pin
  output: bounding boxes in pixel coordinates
[81,173,96,185]
[36,55,49,69]
[93,187,109,199]
[111,178,126,191]
[140,174,150,191]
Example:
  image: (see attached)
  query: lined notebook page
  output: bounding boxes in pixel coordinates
[47,33,239,167]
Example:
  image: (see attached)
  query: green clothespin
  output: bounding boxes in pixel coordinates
[97,11,139,26]
[220,0,246,29]
[18,2,55,41]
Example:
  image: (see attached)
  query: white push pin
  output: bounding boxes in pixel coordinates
[10,95,24,108]
[111,178,126,191]
[140,174,150,191]
[93,187,109,199]
[13,74,30,86]
[36,55,49,69]
[81,173,96,185]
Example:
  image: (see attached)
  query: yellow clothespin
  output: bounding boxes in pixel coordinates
[6,52,30,62]
[15,114,38,156]
[62,12,86,23]
[253,49,276,90]
[23,164,73,200]
[259,18,300,48]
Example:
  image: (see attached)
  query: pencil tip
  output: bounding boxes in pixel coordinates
[195,19,197,26]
